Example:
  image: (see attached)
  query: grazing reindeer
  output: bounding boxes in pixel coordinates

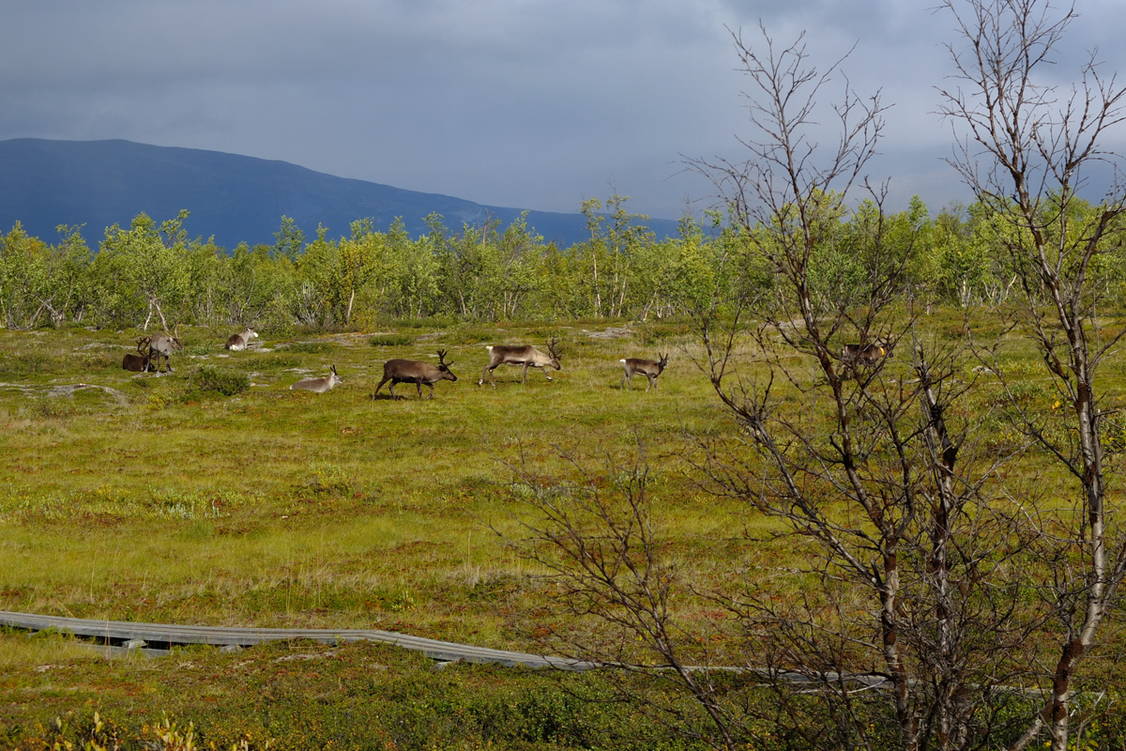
[374,350,458,399]
[145,330,182,372]
[291,365,342,393]
[840,340,892,368]
[620,353,669,391]
[225,328,259,351]
[478,338,561,386]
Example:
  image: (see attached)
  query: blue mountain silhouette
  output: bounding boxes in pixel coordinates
[0,138,682,247]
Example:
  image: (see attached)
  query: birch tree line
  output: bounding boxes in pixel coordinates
[4,189,1125,330]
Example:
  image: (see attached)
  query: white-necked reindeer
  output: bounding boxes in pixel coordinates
[620,353,669,390]
[291,365,342,393]
[478,338,561,386]
[374,350,458,399]
[225,328,259,351]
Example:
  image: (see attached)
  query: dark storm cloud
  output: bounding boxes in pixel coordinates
[3,0,1125,220]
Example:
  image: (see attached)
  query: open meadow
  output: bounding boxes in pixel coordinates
[0,318,762,749]
[3,311,1126,748]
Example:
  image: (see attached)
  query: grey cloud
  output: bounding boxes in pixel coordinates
[4,0,1126,221]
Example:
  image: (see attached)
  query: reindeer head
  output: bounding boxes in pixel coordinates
[329,364,343,387]
[657,353,670,373]
[436,350,458,382]
[546,337,562,370]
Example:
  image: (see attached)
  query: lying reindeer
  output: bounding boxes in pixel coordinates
[620,353,669,391]
[291,365,342,393]
[122,352,151,372]
[374,350,458,399]
[225,327,259,351]
[122,336,153,372]
[478,338,561,386]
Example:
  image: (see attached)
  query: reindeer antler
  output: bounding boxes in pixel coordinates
[436,349,452,365]
[547,337,561,359]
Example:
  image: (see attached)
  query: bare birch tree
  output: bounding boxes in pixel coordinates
[683,25,1044,751]
[517,25,1064,751]
[938,1,1126,748]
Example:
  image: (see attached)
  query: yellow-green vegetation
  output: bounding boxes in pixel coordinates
[2,314,1126,749]
[0,321,745,643]
[0,633,729,750]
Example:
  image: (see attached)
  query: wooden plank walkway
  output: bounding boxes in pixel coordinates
[0,610,1049,697]
[0,610,597,670]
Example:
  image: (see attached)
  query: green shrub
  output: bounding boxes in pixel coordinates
[370,334,414,347]
[187,366,250,397]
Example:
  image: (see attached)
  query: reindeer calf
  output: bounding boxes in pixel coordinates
[621,353,669,390]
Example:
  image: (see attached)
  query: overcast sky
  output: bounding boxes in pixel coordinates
[3,0,1124,220]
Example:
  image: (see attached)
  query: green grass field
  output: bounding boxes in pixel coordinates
[2,314,1124,748]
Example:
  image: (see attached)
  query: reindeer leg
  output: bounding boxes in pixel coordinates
[543,367,552,382]
[416,381,423,399]
[426,383,435,399]
[623,369,631,390]
[522,363,529,383]
[374,376,389,398]
[647,375,655,391]
[388,381,398,398]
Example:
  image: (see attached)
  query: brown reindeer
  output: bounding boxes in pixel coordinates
[374,350,458,399]
[291,365,342,393]
[121,352,151,372]
[478,338,561,386]
[620,353,669,390]
[840,339,893,368]
[122,336,153,372]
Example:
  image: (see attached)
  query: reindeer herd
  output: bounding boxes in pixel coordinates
[119,327,893,398]
[122,331,184,373]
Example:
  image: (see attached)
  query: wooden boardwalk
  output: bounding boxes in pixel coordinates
[0,610,597,670]
[0,610,1046,696]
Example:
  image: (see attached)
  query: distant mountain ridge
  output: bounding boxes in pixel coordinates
[0,138,682,248]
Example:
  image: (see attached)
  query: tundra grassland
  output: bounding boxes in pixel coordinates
[0,320,749,638]
[2,312,1126,748]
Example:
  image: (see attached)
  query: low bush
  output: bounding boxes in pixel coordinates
[370,334,414,347]
[187,366,250,397]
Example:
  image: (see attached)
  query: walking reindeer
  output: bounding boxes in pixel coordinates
[374,350,458,399]
[478,338,561,386]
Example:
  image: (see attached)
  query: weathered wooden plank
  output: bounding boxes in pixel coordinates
[0,610,597,670]
[0,610,1050,695]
